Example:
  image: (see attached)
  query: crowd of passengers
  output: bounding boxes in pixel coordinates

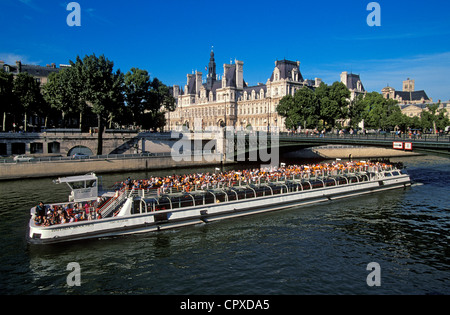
[118,160,394,194]
[34,196,109,226]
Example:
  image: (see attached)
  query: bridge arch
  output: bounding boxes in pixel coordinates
[67,145,94,157]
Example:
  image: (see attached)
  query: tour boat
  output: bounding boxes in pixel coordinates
[27,163,411,244]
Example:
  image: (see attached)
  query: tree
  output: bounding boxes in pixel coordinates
[42,70,76,128]
[71,54,125,154]
[421,103,449,133]
[147,78,175,131]
[349,94,367,129]
[277,87,319,130]
[316,82,350,129]
[0,70,16,131]
[123,72,175,131]
[276,94,299,130]
[13,72,45,132]
[124,68,152,127]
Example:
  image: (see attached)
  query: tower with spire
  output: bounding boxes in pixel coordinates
[206,47,216,89]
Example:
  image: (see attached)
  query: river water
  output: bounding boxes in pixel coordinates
[0,154,449,295]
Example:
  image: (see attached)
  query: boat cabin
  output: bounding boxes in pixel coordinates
[54,173,99,203]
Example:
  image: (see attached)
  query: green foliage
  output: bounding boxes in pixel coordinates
[277,82,350,130]
[123,68,175,129]
[348,94,366,128]
[354,91,403,130]
[317,82,350,128]
[38,54,175,152]
[420,103,449,132]
[0,70,15,130]
[13,72,47,131]
[277,87,319,130]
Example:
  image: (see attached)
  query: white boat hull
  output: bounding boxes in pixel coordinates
[28,172,411,244]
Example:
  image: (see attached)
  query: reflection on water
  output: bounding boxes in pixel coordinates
[0,155,449,294]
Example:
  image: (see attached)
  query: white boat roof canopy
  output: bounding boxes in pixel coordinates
[54,173,97,184]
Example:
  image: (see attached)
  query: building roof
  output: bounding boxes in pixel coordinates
[346,73,365,92]
[395,90,430,102]
[20,64,60,77]
[244,84,267,93]
[1,61,61,77]
[270,59,304,82]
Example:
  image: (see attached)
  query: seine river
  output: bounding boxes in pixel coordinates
[0,154,449,295]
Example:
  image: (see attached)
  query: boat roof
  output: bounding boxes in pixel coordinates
[54,173,97,184]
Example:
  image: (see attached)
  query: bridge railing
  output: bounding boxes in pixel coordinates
[278,132,450,143]
[0,152,172,164]
[0,151,223,164]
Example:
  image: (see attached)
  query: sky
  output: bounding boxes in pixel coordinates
[1,0,450,101]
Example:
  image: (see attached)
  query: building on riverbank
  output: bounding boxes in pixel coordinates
[0,60,69,86]
[166,50,323,132]
[381,78,432,105]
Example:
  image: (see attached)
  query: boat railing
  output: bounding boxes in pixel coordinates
[135,166,407,213]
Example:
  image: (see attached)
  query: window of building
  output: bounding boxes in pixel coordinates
[30,143,43,154]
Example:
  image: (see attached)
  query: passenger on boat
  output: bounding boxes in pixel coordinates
[116,161,394,194]
[34,200,98,226]
[35,202,46,225]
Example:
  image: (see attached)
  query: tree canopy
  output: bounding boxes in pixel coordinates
[277,84,448,133]
[277,82,350,130]
[40,53,174,154]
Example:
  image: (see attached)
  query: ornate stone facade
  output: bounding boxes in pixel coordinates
[166,51,321,132]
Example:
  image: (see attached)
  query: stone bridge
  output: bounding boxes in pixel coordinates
[1,129,448,159]
[0,130,183,157]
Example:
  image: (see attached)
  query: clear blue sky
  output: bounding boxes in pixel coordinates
[1,0,450,101]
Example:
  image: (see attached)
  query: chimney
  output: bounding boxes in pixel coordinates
[235,60,244,90]
[16,61,22,72]
[195,71,202,95]
[340,71,348,87]
[172,85,180,98]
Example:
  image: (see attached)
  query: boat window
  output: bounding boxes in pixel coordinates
[68,181,86,189]
[156,196,171,211]
[215,192,227,203]
[254,187,265,197]
[271,185,281,195]
[180,195,194,208]
[262,185,273,195]
[310,181,323,189]
[205,191,216,204]
[194,195,204,206]
[246,187,256,198]
[86,180,97,188]
[227,190,238,201]
[133,200,143,214]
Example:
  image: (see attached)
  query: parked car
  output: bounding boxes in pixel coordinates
[72,153,89,159]
[13,155,35,162]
